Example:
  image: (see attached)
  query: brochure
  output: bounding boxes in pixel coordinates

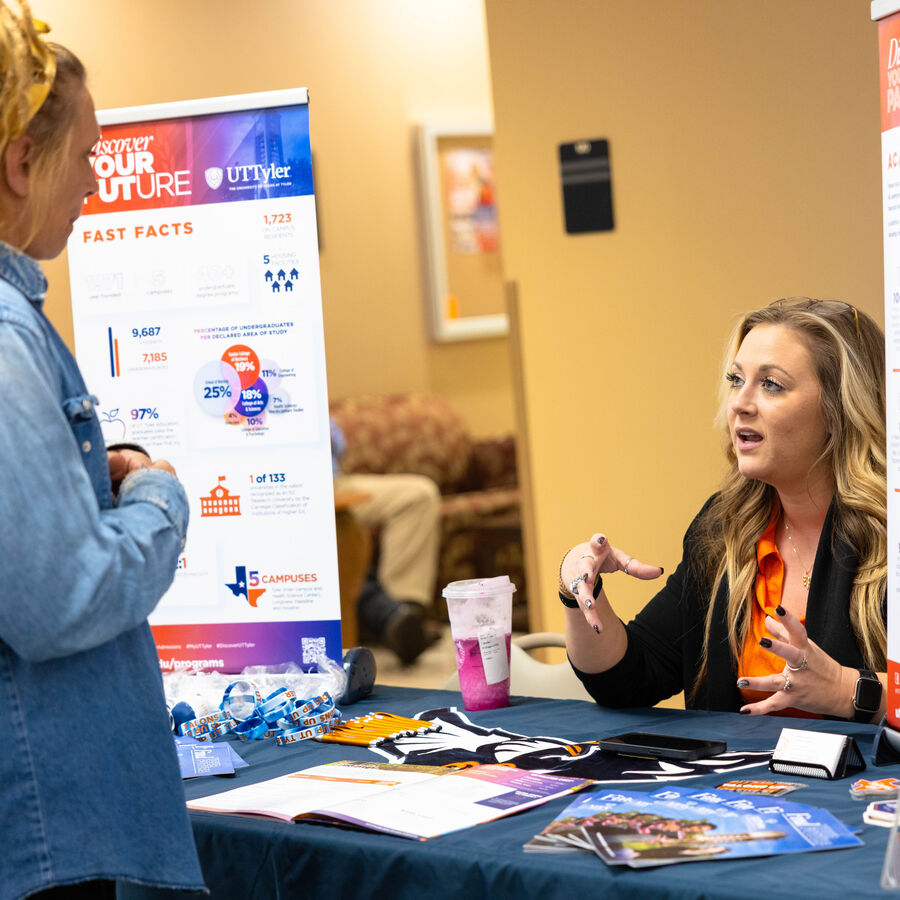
[525,785,861,867]
[864,799,897,828]
[188,760,593,839]
[175,736,248,779]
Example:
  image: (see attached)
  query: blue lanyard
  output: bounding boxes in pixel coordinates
[176,683,341,746]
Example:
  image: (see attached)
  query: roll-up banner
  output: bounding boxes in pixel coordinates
[67,89,342,674]
[876,1,900,728]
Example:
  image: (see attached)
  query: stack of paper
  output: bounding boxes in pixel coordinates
[863,799,897,828]
[176,736,247,778]
[525,785,861,867]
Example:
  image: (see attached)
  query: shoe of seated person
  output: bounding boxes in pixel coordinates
[383,601,430,666]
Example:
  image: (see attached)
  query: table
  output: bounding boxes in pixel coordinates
[180,685,900,899]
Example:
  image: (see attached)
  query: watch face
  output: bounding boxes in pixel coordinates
[855,675,882,712]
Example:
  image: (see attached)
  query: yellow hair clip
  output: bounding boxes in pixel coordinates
[3,4,56,139]
[20,11,54,133]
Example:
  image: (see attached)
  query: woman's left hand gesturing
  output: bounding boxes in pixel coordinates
[736,606,855,717]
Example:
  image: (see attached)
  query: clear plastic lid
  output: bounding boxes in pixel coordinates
[442,575,516,599]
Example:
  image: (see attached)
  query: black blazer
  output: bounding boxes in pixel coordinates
[572,498,880,712]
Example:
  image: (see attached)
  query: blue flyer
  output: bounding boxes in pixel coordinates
[175,736,247,779]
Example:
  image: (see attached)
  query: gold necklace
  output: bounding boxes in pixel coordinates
[783,518,811,590]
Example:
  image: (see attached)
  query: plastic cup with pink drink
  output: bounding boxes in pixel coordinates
[443,575,516,711]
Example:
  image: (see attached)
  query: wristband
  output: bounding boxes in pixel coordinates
[176,685,342,744]
[178,708,235,738]
[274,695,338,745]
[258,688,299,724]
[221,680,264,721]
[275,722,331,746]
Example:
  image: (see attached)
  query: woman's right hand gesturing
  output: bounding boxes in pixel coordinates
[560,533,664,634]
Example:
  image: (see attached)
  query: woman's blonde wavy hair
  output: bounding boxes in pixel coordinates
[0,1,86,245]
[690,298,887,699]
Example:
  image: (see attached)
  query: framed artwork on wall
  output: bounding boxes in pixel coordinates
[417,121,508,342]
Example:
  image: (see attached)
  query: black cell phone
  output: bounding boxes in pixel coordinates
[597,731,726,762]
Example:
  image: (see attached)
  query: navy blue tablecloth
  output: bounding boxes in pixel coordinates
[179,685,900,899]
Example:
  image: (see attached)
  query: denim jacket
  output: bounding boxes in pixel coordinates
[0,244,205,898]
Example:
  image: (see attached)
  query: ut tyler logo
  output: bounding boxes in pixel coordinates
[204,166,224,190]
[225,565,266,607]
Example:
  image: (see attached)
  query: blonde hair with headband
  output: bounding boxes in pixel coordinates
[0,0,56,149]
[0,1,87,243]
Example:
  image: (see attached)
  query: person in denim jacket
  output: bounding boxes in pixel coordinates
[0,5,204,898]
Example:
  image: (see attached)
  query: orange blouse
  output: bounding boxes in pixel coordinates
[738,510,819,718]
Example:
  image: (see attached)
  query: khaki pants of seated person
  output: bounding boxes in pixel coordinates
[333,472,441,607]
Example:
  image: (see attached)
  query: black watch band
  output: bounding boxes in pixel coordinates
[852,668,882,723]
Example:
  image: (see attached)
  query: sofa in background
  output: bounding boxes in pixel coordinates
[330,393,528,630]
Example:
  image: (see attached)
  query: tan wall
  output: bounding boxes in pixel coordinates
[36,0,514,437]
[484,1,884,636]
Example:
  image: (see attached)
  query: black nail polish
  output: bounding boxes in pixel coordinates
[737,678,749,688]
[597,536,606,545]
[593,624,600,634]
[658,567,665,575]
[775,605,785,617]
[739,709,751,715]
[760,637,772,649]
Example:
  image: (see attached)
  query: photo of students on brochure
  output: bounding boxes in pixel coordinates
[582,816,787,868]
[524,787,861,867]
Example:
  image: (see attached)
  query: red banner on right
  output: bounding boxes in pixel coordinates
[877,6,900,730]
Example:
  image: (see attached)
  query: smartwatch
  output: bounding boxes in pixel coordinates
[852,668,882,723]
